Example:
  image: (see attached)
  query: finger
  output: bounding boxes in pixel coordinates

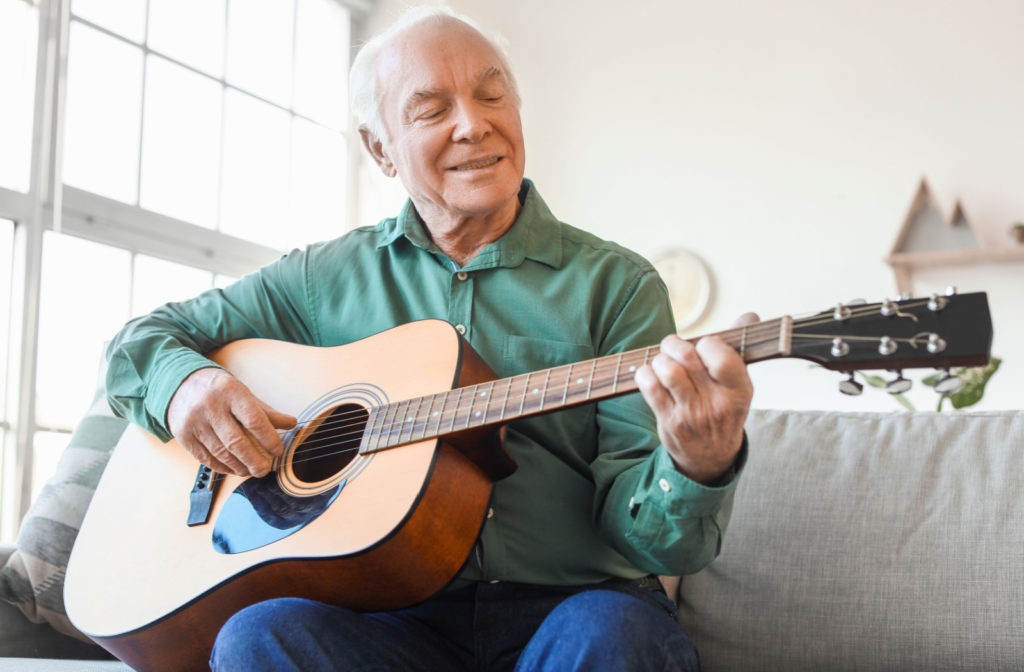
[210,416,273,477]
[232,397,292,459]
[731,312,760,328]
[634,364,675,419]
[696,335,752,389]
[182,426,246,476]
[655,335,713,399]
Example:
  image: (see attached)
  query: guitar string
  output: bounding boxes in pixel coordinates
[292,297,932,438]
[262,307,910,462]
[267,319,789,439]
[253,301,939,473]
[264,331,791,473]
[272,327,787,453]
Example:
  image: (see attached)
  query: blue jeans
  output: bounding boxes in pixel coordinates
[210,579,700,671]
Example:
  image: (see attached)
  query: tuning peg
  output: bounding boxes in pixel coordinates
[933,369,963,394]
[927,333,947,354]
[831,337,850,358]
[839,372,864,396]
[886,372,912,394]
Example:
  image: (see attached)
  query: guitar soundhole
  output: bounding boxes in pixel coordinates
[292,403,367,484]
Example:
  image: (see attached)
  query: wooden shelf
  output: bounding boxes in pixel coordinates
[885,178,1024,294]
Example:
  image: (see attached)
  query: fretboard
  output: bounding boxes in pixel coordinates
[359,316,791,454]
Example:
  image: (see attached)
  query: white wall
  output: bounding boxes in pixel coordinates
[356,0,1024,412]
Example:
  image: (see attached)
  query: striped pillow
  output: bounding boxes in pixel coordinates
[0,384,127,640]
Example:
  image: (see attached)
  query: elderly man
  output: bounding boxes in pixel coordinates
[104,7,753,671]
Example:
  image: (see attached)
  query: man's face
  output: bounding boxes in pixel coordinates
[369,20,526,225]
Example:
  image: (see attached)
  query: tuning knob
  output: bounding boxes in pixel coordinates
[878,336,898,356]
[886,372,912,394]
[833,303,852,321]
[839,372,864,396]
[933,369,963,394]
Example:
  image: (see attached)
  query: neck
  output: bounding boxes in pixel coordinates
[360,316,793,454]
[416,198,522,266]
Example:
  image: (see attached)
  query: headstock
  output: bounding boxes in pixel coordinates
[787,290,992,396]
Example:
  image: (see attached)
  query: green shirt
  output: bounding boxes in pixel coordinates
[106,180,745,583]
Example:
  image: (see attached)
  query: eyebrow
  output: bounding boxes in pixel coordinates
[402,67,509,113]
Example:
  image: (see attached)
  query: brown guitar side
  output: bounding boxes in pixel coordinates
[65,321,513,672]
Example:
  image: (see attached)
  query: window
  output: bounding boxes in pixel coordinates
[0,0,362,541]
[0,0,38,193]
[62,0,351,249]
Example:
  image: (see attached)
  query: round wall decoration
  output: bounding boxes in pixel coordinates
[650,248,714,331]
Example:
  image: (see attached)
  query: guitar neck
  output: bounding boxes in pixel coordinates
[360,317,792,454]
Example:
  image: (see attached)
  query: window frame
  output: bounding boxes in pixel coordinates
[0,0,371,541]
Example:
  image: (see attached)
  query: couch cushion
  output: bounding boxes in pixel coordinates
[678,409,1024,672]
[0,384,128,642]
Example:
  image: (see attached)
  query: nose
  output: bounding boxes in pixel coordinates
[451,99,490,143]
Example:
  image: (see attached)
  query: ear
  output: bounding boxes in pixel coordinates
[359,126,397,178]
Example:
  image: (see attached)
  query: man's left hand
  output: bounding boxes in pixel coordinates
[634,313,758,485]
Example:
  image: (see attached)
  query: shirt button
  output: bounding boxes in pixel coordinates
[658,478,672,493]
[487,507,494,519]
[456,271,468,281]
[489,579,500,584]
[455,324,467,335]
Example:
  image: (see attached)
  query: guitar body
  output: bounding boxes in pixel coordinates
[65,320,508,671]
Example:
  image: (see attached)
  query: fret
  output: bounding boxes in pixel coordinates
[499,377,513,421]
[422,393,440,440]
[518,372,530,416]
[740,325,748,356]
[585,359,597,399]
[538,369,551,411]
[446,387,464,433]
[561,363,572,406]
[612,353,622,394]
[463,385,478,429]
[400,396,422,444]
[361,407,382,454]
[480,380,496,425]
[392,399,411,445]
[378,401,401,450]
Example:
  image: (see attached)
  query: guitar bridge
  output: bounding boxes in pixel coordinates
[187,465,224,527]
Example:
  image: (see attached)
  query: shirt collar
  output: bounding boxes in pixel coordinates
[376,179,564,270]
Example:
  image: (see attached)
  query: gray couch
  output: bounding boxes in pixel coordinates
[2,408,1021,671]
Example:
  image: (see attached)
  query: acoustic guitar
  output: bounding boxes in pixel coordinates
[65,291,992,671]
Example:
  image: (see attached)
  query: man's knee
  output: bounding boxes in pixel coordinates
[518,590,699,671]
[211,598,351,670]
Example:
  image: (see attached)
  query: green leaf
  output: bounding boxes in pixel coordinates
[945,357,1002,410]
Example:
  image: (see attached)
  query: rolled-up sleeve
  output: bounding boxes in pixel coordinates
[104,248,315,440]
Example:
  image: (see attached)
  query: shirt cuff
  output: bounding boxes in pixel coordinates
[143,349,224,442]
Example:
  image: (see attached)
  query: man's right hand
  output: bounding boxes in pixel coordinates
[166,367,297,477]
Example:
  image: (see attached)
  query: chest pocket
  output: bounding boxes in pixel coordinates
[502,335,598,467]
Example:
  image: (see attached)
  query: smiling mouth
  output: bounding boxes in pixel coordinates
[451,157,501,171]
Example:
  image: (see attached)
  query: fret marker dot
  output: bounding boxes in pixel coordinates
[532,388,540,394]
[480,391,486,397]
[475,411,482,417]
[433,411,439,416]
[628,365,636,372]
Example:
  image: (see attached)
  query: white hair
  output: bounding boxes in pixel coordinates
[349,5,521,142]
